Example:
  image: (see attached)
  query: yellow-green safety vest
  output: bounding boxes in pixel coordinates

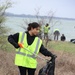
[44,26,50,33]
[54,29,59,32]
[15,32,42,68]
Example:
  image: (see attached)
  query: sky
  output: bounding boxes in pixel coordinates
[1,0,75,18]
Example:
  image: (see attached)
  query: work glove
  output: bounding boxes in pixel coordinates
[13,42,20,48]
[51,54,57,61]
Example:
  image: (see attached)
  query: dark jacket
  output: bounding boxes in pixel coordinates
[8,31,54,57]
[61,35,66,41]
[54,31,60,35]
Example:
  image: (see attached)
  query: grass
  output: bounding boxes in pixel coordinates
[47,41,75,54]
[0,39,75,75]
[38,41,75,75]
[1,37,75,53]
[46,41,75,75]
[0,36,15,52]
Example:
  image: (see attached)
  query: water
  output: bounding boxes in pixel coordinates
[5,16,75,41]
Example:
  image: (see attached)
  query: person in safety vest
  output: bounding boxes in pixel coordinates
[8,22,56,75]
[53,28,60,40]
[43,23,50,40]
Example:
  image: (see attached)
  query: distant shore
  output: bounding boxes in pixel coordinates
[5,12,75,21]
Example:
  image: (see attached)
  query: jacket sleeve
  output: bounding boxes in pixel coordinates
[8,33,20,48]
[40,44,54,57]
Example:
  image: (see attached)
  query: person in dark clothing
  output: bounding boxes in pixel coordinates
[8,22,56,75]
[53,29,60,40]
[60,34,66,41]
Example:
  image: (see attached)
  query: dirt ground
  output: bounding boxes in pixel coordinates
[0,50,75,75]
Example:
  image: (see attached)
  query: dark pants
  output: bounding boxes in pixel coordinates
[18,66,36,75]
[54,35,59,40]
[44,33,48,39]
[54,31,60,40]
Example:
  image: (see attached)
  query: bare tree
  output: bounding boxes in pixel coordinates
[34,8,62,47]
[0,0,12,35]
[19,8,61,47]
[0,0,12,49]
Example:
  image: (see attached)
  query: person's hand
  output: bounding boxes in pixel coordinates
[14,43,20,48]
[18,42,24,48]
[51,54,57,61]
[53,55,57,59]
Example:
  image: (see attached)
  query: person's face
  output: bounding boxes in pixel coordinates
[31,27,40,35]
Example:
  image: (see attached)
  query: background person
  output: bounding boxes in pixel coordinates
[53,28,60,40]
[8,22,56,75]
[60,34,66,41]
[43,23,50,40]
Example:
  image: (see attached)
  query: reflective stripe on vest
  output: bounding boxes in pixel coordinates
[16,32,40,59]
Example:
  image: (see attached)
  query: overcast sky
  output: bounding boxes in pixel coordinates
[3,0,75,18]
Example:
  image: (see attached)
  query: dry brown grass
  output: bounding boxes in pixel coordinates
[0,50,19,75]
[0,49,75,75]
[52,50,75,75]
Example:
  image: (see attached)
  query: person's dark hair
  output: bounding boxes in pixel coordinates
[27,22,40,31]
[46,23,49,26]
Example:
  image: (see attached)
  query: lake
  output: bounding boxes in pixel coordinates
[5,16,75,41]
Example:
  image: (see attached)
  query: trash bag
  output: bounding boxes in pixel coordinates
[38,56,57,75]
